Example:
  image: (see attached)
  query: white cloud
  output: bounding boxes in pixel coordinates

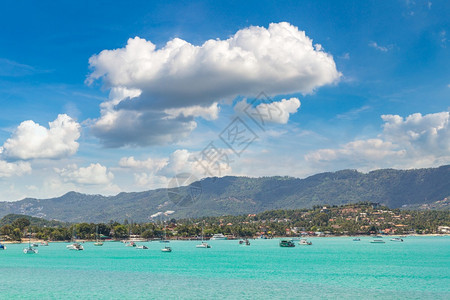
[305,111,450,170]
[55,163,114,185]
[235,97,301,124]
[369,41,389,52]
[120,148,232,188]
[164,102,220,121]
[119,156,167,171]
[1,114,80,160]
[87,22,340,147]
[0,160,31,178]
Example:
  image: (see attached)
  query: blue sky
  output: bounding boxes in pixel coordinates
[0,0,449,201]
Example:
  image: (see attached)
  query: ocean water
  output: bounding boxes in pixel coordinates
[0,236,449,299]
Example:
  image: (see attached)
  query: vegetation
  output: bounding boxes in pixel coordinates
[1,203,448,242]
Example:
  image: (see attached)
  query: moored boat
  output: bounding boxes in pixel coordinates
[371,239,385,244]
[279,240,295,247]
[299,238,312,245]
[161,246,172,252]
[67,243,84,250]
[196,242,211,248]
[210,233,227,240]
[390,237,404,242]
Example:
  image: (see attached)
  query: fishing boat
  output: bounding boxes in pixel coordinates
[299,238,312,245]
[161,246,172,252]
[370,239,385,244]
[23,233,38,254]
[279,240,295,247]
[210,233,227,240]
[390,237,404,242]
[94,225,103,246]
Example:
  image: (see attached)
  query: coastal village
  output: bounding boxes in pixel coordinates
[1,202,449,243]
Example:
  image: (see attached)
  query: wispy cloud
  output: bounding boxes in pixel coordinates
[0,58,49,77]
[368,41,390,52]
[336,105,371,120]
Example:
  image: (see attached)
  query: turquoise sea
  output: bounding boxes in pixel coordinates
[0,236,449,299]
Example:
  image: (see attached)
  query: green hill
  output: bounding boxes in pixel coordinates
[0,165,448,222]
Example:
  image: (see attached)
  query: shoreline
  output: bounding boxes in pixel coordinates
[3,233,449,244]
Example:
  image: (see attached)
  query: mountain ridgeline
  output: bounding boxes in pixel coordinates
[0,165,448,222]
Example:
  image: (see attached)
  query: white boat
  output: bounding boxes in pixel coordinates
[161,246,172,252]
[40,241,49,246]
[23,246,38,254]
[390,237,404,242]
[136,245,148,249]
[0,243,6,250]
[23,233,38,254]
[67,243,84,250]
[353,238,360,241]
[125,241,137,247]
[371,239,385,244]
[210,233,227,240]
[299,238,312,245]
[196,242,211,248]
[94,225,103,246]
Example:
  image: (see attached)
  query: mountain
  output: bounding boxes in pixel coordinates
[0,214,68,227]
[0,165,449,222]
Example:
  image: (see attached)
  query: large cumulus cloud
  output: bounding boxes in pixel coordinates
[87,22,340,147]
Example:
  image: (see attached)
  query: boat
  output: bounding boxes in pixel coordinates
[67,227,84,250]
[32,243,39,247]
[390,237,404,242]
[40,241,49,246]
[23,233,38,254]
[159,222,170,243]
[94,225,103,246]
[136,245,148,249]
[0,242,6,250]
[279,240,295,247]
[353,238,360,241]
[67,243,84,250]
[210,233,227,240]
[125,241,137,247]
[299,238,312,245]
[370,239,385,244]
[196,222,211,248]
[161,246,172,252]
[196,242,211,248]
[239,239,251,246]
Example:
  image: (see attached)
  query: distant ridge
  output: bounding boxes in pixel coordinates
[0,165,448,222]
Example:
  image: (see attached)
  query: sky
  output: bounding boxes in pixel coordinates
[0,0,449,201]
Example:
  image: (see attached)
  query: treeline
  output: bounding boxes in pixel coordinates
[1,203,449,241]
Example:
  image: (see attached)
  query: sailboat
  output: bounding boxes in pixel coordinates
[23,231,38,254]
[67,227,84,250]
[160,222,170,243]
[160,222,172,252]
[196,222,211,248]
[94,225,103,246]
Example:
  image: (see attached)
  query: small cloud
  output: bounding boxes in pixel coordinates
[369,41,390,52]
[339,53,350,60]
